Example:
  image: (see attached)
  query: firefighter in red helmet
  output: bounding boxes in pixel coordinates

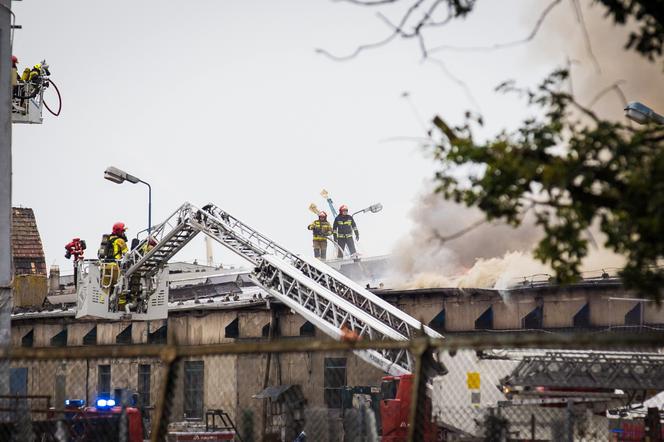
[333,205,359,258]
[308,211,332,260]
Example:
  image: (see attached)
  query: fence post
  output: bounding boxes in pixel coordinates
[151,346,178,442]
[407,337,429,442]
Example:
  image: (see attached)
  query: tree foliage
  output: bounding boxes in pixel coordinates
[431,69,664,298]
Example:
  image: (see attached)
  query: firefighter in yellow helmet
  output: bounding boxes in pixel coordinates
[308,211,332,260]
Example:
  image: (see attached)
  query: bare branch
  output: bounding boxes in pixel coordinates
[587,80,627,108]
[317,0,427,60]
[429,0,562,53]
[432,218,487,244]
[315,32,400,61]
[427,56,482,112]
[570,0,602,74]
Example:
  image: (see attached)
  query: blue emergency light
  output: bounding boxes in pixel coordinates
[95,398,116,408]
[64,399,85,407]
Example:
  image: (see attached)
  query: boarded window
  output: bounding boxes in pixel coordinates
[184,361,204,419]
[21,330,33,348]
[98,365,111,398]
[324,358,347,409]
[51,328,67,347]
[299,321,315,337]
[138,364,151,407]
[225,318,239,339]
[116,324,132,345]
[83,326,97,346]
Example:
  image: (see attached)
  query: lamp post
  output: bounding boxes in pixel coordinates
[352,203,383,217]
[624,101,664,126]
[104,166,152,237]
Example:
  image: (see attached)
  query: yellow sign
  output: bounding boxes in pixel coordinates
[467,372,480,390]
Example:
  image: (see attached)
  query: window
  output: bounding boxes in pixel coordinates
[83,326,97,346]
[51,328,67,347]
[138,364,151,407]
[116,324,132,345]
[148,324,167,344]
[625,303,642,327]
[225,318,239,339]
[184,361,204,419]
[299,321,315,337]
[474,306,493,330]
[573,303,590,328]
[429,309,446,333]
[324,358,346,409]
[522,306,543,329]
[261,323,271,338]
[21,330,33,348]
[98,365,111,398]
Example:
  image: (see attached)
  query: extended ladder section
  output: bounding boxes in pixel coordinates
[112,202,446,375]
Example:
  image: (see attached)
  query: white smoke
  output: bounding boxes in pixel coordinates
[388,185,625,290]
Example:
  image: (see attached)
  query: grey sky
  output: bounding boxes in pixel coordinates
[10,1,637,272]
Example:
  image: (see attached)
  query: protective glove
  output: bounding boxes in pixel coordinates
[355,234,360,241]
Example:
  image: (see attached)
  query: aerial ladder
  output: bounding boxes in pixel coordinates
[76,202,451,376]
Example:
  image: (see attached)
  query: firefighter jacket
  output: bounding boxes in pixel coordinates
[109,235,128,260]
[308,219,332,241]
[333,214,358,239]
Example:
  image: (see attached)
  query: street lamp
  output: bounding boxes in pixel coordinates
[624,101,664,125]
[104,166,152,237]
[352,203,383,217]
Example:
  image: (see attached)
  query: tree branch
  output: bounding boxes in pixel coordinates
[429,0,562,53]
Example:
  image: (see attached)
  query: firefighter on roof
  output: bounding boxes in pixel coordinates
[308,211,332,260]
[333,205,359,258]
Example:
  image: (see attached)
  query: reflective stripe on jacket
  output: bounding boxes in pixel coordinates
[308,220,332,241]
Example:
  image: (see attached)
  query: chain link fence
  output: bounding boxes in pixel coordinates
[1,332,664,441]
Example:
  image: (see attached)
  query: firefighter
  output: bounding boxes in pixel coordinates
[333,205,359,258]
[99,222,129,311]
[308,211,332,260]
[107,222,129,260]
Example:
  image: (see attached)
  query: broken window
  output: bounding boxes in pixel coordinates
[184,360,204,419]
[324,357,346,409]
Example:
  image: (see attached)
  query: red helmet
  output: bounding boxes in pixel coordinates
[11,55,17,64]
[112,222,127,235]
[339,205,348,213]
[318,211,327,219]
